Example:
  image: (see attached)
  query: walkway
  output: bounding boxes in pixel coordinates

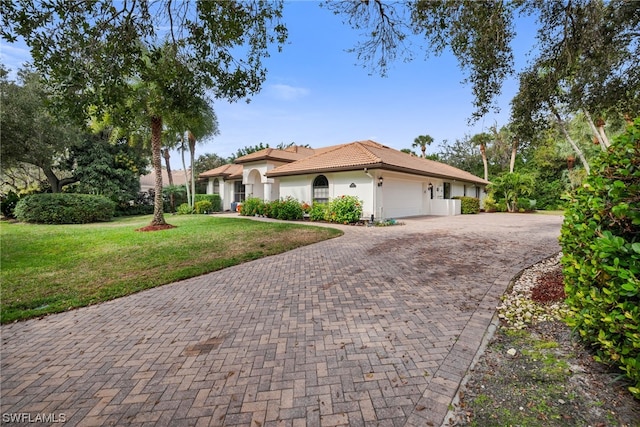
[0,213,563,426]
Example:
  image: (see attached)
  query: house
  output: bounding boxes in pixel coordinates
[139,168,191,193]
[199,140,489,218]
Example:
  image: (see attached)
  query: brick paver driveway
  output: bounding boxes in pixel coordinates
[1,213,562,426]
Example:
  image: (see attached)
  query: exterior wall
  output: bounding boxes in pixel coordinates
[430,199,461,215]
[279,170,486,218]
[205,178,238,211]
[278,171,376,219]
[242,160,288,202]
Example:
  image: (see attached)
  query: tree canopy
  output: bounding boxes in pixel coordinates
[328,0,639,125]
[2,1,287,226]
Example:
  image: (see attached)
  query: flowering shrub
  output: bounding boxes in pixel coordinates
[260,197,303,220]
[325,195,363,224]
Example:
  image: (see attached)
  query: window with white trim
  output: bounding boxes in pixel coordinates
[313,175,329,203]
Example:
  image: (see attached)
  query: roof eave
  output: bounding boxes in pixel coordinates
[267,162,489,185]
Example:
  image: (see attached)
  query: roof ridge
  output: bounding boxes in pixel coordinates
[353,140,383,163]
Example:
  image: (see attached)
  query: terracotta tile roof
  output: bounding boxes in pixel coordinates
[198,163,243,180]
[266,140,489,185]
[140,168,190,191]
[234,146,314,164]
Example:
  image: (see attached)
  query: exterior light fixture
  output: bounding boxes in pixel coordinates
[378,176,384,187]
[427,182,433,190]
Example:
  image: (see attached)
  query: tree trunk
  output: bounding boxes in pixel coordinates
[596,122,610,148]
[582,108,607,151]
[40,164,78,193]
[162,148,175,211]
[150,115,167,226]
[480,144,489,181]
[509,137,518,173]
[552,107,590,175]
[180,134,191,208]
[188,131,196,208]
[162,149,174,186]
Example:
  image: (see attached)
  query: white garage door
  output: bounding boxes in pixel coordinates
[382,179,423,218]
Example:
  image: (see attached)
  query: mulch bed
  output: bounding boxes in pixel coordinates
[135,224,177,232]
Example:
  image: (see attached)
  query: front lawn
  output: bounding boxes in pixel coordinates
[0,215,342,323]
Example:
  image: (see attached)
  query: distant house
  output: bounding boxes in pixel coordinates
[200,141,489,218]
[139,168,191,193]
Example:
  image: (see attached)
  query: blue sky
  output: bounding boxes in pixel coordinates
[0,1,537,169]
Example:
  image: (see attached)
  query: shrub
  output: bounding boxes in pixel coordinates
[489,172,535,212]
[1,191,20,219]
[176,203,193,215]
[309,202,328,221]
[194,200,212,214]
[269,197,303,220]
[194,194,222,212]
[240,197,265,216]
[482,194,497,212]
[325,195,363,224]
[14,193,115,224]
[560,118,640,398]
[453,196,480,214]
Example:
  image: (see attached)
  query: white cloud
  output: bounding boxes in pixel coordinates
[268,84,310,101]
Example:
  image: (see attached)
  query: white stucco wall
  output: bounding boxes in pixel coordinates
[278,171,376,219]
[279,170,486,218]
[206,178,239,211]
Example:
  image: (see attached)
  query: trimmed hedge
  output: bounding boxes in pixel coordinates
[14,193,115,224]
[559,118,640,398]
[453,196,480,214]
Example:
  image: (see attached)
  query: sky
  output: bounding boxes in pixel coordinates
[0,1,538,170]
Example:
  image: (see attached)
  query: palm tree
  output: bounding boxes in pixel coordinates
[171,97,219,208]
[412,134,434,158]
[470,132,492,181]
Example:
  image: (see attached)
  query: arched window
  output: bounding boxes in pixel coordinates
[313,175,329,203]
[213,179,220,195]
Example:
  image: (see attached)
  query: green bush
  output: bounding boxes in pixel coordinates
[194,194,222,212]
[14,193,115,224]
[309,202,328,221]
[325,195,363,224]
[240,197,265,216]
[453,196,480,214]
[560,118,640,398]
[489,172,535,213]
[269,197,303,220]
[1,190,20,219]
[482,194,497,212]
[194,200,213,214]
[176,203,194,215]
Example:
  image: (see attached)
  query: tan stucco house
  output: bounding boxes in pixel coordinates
[200,140,489,218]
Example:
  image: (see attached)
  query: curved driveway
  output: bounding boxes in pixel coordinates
[1,213,562,426]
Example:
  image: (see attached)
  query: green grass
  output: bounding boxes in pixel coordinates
[0,215,342,323]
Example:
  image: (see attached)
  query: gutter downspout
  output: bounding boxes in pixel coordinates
[364,168,378,221]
